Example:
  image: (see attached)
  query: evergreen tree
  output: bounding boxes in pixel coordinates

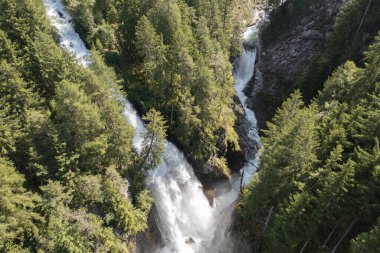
[135,15,167,107]
[0,0,151,250]
[350,219,380,253]
[239,32,380,253]
[53,80,108,170]
[140,109,168,169]
[0,157,40,252]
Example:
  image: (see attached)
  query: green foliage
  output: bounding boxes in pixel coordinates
[72,174,102,207]
[296,0,380,100]
[239,91,319,251]
[140,109,168,169]
[238,34,380,252]
[53,80,108,169]
[318,61,362,103]
[39,180,130,253]
[100,167,152,238]
[61,0,241,175]
[350,219,380,253]
[134,15,167,106]
[61,0,96,45]
[186,0,238,53]
[0,157,41,252]
[0,0,151,250]
[259,0,380,102]
[0,61,30,156]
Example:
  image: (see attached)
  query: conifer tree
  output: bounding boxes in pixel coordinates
[53,80,108,170]
[0,157,40,252]
[140,109,168,169]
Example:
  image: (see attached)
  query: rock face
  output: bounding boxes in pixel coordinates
[229,96,253,168]
[136,205,164,253]
[232,86,260,158]
[204,188,216,207]
[189,100,247,185]
[251,0,347,129]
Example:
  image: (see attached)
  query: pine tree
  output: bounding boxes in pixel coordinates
[239,32,380,253]
[0,1,151,250]
[0,156,41,252]
[139,109,168,169]
[350,218,380,253]
[135,15,167,106]
[239,92,319,248]
[53,81,108,170]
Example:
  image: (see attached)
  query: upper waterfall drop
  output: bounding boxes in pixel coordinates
[233,13,266,187]
[44,0,265,251]
[44,0,90,66]
[44,1,218,252]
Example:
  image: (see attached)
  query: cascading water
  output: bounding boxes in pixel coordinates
[44,0,264,252]
[44,0,90,67]
[234,27,262,187]
[202,11,267,252]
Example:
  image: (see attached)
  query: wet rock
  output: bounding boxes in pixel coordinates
[204,189,216,207]
[136,205,164,253]
[229,97,250,169]
[57,11,64,19]
[185,237,195,244]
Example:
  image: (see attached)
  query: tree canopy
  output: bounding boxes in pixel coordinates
[238,32,380,253]
[0,0,153,251]
[61,0,244,176]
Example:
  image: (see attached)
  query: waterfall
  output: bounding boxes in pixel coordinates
[234,37,261,187]
[233,9,268,188]
[44,0,90,66]
[44,0,263,252]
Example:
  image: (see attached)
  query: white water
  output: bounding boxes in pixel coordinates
[44,0,90,66]
[233,10,268,187]
[44,1,263,252]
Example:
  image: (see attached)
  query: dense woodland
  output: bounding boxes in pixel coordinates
[238,0,380,252]
[0,0,248,251]
[0,0,166,251]
[0,0,379,252]
[60,0,255,176]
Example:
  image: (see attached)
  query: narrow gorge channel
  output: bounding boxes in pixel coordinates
[44,0,264,252]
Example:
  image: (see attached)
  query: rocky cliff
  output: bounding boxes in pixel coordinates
[250,0,347,129]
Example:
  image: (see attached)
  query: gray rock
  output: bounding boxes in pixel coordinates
[250,0,347,129]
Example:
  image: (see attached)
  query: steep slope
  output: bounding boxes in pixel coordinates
[0,0,152,251]
[251,0,380,129]
[238,33,380,252]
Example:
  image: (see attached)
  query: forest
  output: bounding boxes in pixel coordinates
[60,0,253,177]
[0,0,379,252]
[0,0,156,251]
[238,0,380,252]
